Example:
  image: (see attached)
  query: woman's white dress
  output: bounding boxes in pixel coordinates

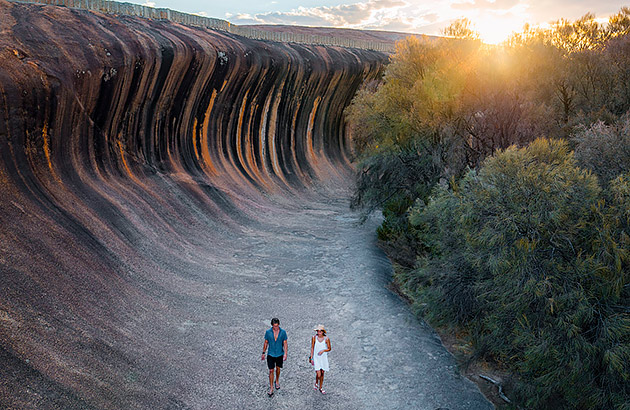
[313,336,329,371]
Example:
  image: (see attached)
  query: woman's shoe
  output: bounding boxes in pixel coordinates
[313,383,318,390]
[319,388,326,394]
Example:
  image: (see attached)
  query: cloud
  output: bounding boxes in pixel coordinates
[451,0,521,11]
[230,0,439,33]
[227,0,627,42]
[142,0,156,7]
[521,0,627,25]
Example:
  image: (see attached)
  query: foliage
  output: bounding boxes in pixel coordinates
[607,7,630,38]
[350,142,442,213]
[346,35,475,160]
[349,143,442,266]
[403,139,630,409]
[441,18,480,41]
[347,5,630,259]
[346,8,630,409]
[548,13,606,52]
[573,113,630,184]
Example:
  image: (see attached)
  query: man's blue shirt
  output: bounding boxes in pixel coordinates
[265,327,287,357]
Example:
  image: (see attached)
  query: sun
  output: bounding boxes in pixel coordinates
[474,14,527,45]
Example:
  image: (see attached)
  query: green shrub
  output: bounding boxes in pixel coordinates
[376,200,422,267]
[405,186,481,324]
[351,145,441,214]
[573,113,630,185]
[350,145,441,266]
[405,138,630,409]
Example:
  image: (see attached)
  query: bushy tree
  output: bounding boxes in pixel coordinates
[573,113,630,184]
[345,36,443,156]
[349,142,443,266]
[441,18,480,40]
[347,8,630,409]
[347,6,630,259]
[604,33,630,115]
[405,139,630,409]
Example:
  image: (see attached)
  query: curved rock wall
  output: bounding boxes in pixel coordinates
[0,1,386,408]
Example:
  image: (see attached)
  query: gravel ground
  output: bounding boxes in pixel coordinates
[169,191,494,410]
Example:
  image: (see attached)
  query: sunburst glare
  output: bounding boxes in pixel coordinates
[472,12,529,44]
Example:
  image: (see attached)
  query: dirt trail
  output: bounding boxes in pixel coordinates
[171,192,494,409]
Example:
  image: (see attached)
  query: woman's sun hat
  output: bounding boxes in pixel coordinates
[314,324,326,333]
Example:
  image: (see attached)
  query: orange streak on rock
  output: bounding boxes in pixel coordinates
[258,92,273,183]
[22,57,61,185]
[306,96,322,170]
[246,102,260,182]
[192,118,200,162]
[236,92,248,173]
[266,89,289,187]
[290,100,306,181]
[117,140,141,185]
[41,123,61,184]
[236,91,264,187]
[247,101,270,189]
[0,164,6,186]
[200,89,218,176]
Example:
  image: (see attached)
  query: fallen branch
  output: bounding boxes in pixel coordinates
[479,374,511,404]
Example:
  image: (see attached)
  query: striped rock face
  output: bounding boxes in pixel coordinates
[0,1,387,408]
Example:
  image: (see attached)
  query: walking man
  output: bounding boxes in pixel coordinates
[261,317,288,396]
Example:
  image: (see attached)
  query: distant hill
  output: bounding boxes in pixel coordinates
[241,24,438,46]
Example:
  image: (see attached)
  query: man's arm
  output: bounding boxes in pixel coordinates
[283,339,288,360]
[261,339,268,361]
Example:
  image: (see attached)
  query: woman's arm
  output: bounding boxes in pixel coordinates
[317,337,332,355]
[310,336,315,362]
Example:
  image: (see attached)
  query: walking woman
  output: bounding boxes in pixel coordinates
[310,324,331,394]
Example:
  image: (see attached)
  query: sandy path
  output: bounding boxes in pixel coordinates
[164,191,494,410]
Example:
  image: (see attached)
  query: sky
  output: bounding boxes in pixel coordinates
[135,0,630,44]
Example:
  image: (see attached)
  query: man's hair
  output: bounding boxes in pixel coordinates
[271,318,280,325]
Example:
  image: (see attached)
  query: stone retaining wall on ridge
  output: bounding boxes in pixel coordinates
[8,0,396,52]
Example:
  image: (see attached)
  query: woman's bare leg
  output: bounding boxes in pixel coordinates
[319,370,325,390]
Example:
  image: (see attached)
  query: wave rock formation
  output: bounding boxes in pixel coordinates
[0,1,387,408]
